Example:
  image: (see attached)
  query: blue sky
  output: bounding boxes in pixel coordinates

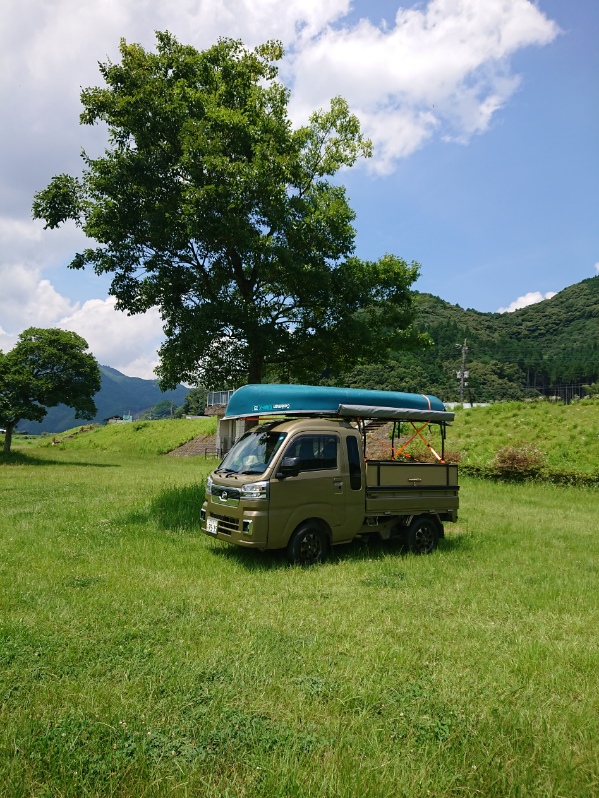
[0,0,597,376]
[345,0,599,311]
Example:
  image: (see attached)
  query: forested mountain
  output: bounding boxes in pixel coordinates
[19,366,189,434]
[338,276,599,403]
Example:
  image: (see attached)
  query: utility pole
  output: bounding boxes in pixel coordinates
[456,339,469,404]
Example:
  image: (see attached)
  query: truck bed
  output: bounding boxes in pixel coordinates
[364,461,459,518]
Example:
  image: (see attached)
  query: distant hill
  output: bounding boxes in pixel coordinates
[17,276,599,432]
[337,275,599,403]
[19,365,189,434]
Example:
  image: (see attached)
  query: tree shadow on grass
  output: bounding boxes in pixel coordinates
[0,452,118,468]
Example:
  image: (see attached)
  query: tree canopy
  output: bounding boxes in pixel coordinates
[0,328,100,454]
[33,33,428,388]
[175,387,207,418]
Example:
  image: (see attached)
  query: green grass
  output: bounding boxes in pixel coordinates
[7,416,217,457]
[450,400,599,473]
[1,429,598,796]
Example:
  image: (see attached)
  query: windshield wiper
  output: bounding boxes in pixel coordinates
[215,467,237,475]
[238,468,266,475]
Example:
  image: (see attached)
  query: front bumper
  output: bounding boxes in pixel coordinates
[201,498,269,549]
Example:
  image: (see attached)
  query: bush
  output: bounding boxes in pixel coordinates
[460,463,599,487]
[493,442,546,473]
[443,449,463,464]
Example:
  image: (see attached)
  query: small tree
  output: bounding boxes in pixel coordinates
[175,387,207,418]
[0,328,101,454]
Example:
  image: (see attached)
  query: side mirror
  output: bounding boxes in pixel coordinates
[276,456,301,479]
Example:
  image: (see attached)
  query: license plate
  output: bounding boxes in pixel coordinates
[207,517,218,535]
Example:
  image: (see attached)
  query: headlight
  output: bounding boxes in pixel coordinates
[206,475,213,496]
[240,480,269,500]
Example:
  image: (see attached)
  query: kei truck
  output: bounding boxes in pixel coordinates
[201,384,459,564]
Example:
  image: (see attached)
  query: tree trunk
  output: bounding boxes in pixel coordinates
[3,421,15,455]
[247,353,264,385]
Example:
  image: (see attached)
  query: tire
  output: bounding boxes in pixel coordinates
[407,516,439,555]
[287,523,329,565]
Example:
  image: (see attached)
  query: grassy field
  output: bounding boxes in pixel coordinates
[1,418,598,796]
[451,399,599,474]
[24,416,218,455]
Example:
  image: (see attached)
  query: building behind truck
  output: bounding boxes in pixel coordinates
[201,384,459,564]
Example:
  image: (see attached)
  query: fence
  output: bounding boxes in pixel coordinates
[530,383,594,404]
[206,389,236,407]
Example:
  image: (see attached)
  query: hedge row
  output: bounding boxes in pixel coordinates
[459,464,599,487]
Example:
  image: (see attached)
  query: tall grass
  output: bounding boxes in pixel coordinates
[1,436,598,796]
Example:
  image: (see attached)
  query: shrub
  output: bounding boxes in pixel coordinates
[443,449,463,464]
[494,442,546,473]
[459,463,599,487]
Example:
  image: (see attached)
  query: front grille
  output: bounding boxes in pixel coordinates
[212,486,241,501]
[211,512,239,536]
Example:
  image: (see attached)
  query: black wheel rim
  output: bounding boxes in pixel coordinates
[412,523,435,554]
[299,531,322,563]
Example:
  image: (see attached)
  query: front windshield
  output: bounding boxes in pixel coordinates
[217,428,287,475]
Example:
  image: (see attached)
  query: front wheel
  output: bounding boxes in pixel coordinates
[287,523,329,565]
[407,516,439,555]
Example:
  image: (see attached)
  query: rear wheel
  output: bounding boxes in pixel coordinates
[407,516,439,555]
[287,523,328,565]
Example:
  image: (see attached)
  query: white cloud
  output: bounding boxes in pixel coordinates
[0,0,560,374]
[0,325,18,354]
[595,262,599,274]
[0,261,78,330]
[57,298,164,379]
[0,255,165,377]
[0,217,88,341]
[497,290,558,313]
[287,0,559,172]
[0,0,560,200]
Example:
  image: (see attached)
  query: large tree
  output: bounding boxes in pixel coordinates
[0,328,100,454]
[33,33,428,388]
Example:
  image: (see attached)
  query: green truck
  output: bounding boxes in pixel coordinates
[201,385,458,564]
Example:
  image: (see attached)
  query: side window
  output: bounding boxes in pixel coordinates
[285,434,338,471]
[346,436,362,490]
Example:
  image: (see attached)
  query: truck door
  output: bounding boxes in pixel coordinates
[268,432,345,547]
